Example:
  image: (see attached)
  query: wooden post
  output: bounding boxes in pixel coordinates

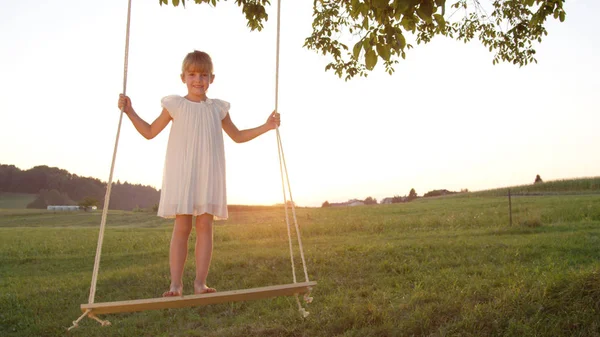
[508,189,513,226]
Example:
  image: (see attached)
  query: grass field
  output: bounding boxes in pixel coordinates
[1,187,600,336]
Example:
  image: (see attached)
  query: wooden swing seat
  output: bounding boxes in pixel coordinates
[81,281,316,315]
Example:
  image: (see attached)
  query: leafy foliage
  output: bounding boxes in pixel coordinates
[78,196,99,211]
[392,194,405,203]
[423,188,458,197]
[408,187,418,201]
[160,0,566,79]
[159,0,270,31]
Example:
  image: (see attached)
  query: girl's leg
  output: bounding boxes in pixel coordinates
[164,214,193,297]
[194,213,215,294]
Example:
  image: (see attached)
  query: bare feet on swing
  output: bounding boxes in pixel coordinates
[194,280,216,295]
[162,284,183,297]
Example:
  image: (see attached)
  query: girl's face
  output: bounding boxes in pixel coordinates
[181,65,214,102]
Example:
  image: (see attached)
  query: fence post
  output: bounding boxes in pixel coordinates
[508,189,513,226]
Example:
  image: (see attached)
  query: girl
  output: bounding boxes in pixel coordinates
[118,50,280,296]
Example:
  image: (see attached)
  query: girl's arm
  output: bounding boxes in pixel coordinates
[222,111,280,143]
[118,94,172,140]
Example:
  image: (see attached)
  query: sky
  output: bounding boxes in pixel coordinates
[1,1,598,207]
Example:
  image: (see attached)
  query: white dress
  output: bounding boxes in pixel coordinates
[157,95,229,219]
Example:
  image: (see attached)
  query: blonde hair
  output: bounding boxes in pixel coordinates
[181,50,213,74]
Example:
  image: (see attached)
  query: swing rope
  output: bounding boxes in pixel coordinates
[68,0,132,330]
[87,0,133,306]
[70,0,312,329]
[274,0,313,317]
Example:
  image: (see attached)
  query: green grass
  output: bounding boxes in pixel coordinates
[1,194,600,336]
[0,193,37,209]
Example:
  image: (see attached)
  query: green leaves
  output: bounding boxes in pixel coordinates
[158,0,568,80]
[160,0,185,7]
[433,14,445,27]
[376,43,391,61]
[365,49,378,70]
[416,1,434,24]
[373,0,389,9]
[397,32,406,50]
[159,0,269,31]
[353,41,362,60]
[395,0,410,18]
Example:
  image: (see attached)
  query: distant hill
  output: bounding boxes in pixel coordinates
[469,177,600,197]
[0,164,159,210]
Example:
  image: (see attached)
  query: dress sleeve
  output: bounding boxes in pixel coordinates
[214,99,230,120]
[161,95,180,119]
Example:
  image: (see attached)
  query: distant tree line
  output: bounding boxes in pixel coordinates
[322,188,419,207]
[423,189,458,198]
[322,187,470,207]
[27,189,76,209]
[0,164,159,211]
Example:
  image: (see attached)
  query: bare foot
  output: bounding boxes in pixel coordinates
[194,280,216,294]
[162,285,183,297]
[195,287,216,295]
